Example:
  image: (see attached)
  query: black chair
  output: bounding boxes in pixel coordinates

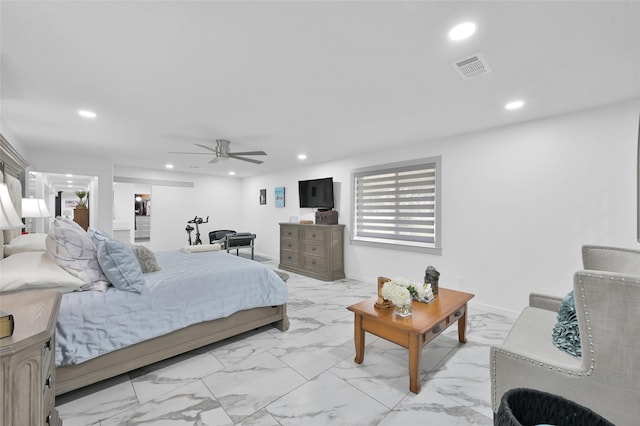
[208,229,256,259]
[209,229,236,245]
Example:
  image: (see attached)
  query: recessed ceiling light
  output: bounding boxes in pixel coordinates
[78,109,97,118]
[228,171,236,176]
[65,174,73,177]
[505,100,525,110]
[298,154,307,160]
[165,164,174,169]
[67,180,73,183]
[449,22,476,41]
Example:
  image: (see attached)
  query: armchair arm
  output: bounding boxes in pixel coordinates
[529,293,562,311]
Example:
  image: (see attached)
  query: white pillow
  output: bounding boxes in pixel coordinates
[0,251,85,293]
[45,217,109,288]
[180,243,221,253]
[3,233,48,256]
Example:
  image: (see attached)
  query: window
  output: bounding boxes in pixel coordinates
[351,156,441,253]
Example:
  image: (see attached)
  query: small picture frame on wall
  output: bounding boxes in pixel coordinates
[275,187,285,208]
[259,189,267,205]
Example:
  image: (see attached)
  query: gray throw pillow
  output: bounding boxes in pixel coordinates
[552,291,582,357]
[128,244,161,273]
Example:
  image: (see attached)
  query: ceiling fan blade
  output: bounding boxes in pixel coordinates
[208,157,220,164]
[194,143,217,153]
[230,151,267,156]
[167,151,210,155]
[229,154,264,164]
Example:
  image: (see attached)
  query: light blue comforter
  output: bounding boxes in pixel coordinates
[56,250,288,367]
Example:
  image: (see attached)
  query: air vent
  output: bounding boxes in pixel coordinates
[452,53,492,80]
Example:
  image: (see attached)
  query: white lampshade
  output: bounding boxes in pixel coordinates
[22,198,51,218]
[37,199,52,217]
[0,183,23,229]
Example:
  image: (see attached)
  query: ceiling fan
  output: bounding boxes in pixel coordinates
[169,139,267,164]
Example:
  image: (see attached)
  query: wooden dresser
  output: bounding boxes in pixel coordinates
[72,207,89,231]
[0,290,62,426]
[279,223,345,281]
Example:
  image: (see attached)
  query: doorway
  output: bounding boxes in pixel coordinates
[134,193,151,242]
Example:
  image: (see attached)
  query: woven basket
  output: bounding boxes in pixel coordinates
[495,388,614,426]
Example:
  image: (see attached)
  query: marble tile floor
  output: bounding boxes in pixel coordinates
[56,265,515,426]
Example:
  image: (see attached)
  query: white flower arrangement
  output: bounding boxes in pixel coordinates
[381,276,434,306]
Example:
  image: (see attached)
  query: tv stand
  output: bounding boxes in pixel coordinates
[279,223,344,281]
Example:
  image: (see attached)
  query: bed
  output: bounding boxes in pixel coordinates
[0,143,289,396]
[54,247,289,395]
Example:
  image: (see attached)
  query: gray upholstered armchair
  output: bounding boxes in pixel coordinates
[490,245,640,425]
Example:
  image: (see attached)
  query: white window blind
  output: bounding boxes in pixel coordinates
[352,157,440,250]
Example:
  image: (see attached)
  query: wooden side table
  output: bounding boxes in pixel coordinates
[0,290,63,426]
[347,288,474,394]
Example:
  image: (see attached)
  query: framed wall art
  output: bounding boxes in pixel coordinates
[259,189,266,205]
[275,187,285,208]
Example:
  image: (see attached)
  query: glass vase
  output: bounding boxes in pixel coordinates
[395,303,412,317]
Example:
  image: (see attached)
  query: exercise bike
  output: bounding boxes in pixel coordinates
[185,216,209,245]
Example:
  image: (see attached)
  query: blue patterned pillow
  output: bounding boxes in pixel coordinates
[552,291,582,357]
[97,239,145,293]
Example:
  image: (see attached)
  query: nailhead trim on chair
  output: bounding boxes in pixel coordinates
[491,273,640,411]
[582,245,640,269]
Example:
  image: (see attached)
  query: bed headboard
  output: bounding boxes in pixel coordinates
[1,133,29,254]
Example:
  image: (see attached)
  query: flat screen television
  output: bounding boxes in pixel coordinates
[298,177,334,210]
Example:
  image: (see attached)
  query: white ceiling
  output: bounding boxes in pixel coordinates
[1,1,639,178]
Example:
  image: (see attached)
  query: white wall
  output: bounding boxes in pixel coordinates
[114,166,243,251]
[240,99,640,314]
[18,99,639,313]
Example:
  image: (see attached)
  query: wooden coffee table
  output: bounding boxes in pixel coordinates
[347,288,474,394]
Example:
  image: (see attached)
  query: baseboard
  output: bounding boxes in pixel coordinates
[344,272,521,319]
[468,300,520,319]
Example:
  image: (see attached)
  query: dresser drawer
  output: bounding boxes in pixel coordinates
[41,337,53,378]
[281,238,298,252]
[302,228,325,243]
[280,250,298,266]
[303,242,325,257]
[42,336,55,424]
[280,227,299,239]
[302,254,326,272]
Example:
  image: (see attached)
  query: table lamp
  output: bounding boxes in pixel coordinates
[21,197,52,233]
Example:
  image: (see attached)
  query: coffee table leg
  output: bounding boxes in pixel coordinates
[408,333,422,394]
[354,313,365,364]
[458,306,468,343]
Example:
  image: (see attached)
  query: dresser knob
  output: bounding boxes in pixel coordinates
[312,234,316,238]
[44,339,52,350]
[312,247,316,251]
[454,310,462,318]
[433,326,442,334]
[45,374,52,388]
[46,414,52,425]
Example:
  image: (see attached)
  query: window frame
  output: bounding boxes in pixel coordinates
[350,156,442,255]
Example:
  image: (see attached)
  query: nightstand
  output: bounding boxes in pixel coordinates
[0,290,62,426]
